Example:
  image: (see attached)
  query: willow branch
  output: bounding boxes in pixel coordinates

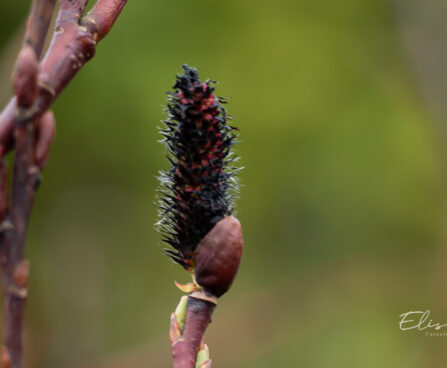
[0,119,41,368]
[83,0,128,40]
[0,1,127,367]
[0,0,128,153]
[26,0,56,59]
[0,1,56,367]
[170,295,215,368]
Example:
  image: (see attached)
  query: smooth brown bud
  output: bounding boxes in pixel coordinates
[13,45,38,108]
[193,215,243,298]
[35,110,56,169]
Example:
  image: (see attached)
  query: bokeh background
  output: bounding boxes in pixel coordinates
[1,0,447,367]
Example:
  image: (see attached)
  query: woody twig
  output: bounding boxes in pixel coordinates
[0,1,127,367]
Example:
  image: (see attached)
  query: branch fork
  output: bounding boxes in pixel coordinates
[0,1,127,367]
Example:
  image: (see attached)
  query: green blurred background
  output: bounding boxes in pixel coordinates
[1,0,447,367]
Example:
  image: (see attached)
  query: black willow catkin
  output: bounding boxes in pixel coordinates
[157,65,240,276]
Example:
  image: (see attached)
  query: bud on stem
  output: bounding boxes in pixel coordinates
[194,215,243,298]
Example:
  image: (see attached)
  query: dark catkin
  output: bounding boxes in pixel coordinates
[157,65,239,270]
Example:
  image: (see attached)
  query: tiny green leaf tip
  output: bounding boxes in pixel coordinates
[174,295,188,331]
[195,344,210,368]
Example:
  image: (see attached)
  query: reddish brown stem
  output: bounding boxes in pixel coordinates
[26,0,57,59]
[84,0,128,40]
[0,121,39,368]
[172,297,216,368]
[59,0,89,21]
[0,1,55,366]
[0,0,127,367]
[0,0,128,153]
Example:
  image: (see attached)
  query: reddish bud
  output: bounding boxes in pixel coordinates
[35,110,56,169]
[193,215,243,298]
[1,346,11,368]
[13,259,30,288]
[13,45,38,108]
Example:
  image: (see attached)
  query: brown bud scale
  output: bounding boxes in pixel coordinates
[193,215,243,298]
